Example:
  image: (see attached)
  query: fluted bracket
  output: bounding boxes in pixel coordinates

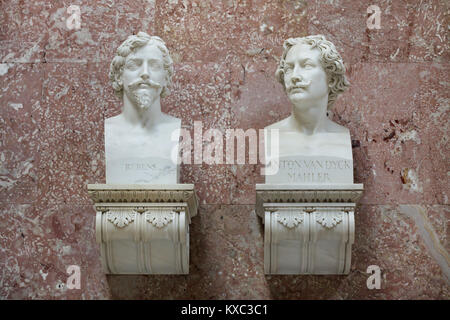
[88,184,198,275]
[256,184,363,275]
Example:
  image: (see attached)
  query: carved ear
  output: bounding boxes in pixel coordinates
[160,75,170,97]
[161,86,170,98]
[116,66,124,87]
[327,76,334,88]
[116,74,123,89]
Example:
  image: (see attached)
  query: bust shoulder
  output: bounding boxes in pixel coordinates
[325,118,350,134]
[105,113,124,124]
[160,113,181,126]
[105,113,181,132]
[265,117,290,131]
[105,114,126,131]
[264,116,349,135]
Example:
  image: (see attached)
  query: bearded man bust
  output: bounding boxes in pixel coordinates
[106,32,180,184]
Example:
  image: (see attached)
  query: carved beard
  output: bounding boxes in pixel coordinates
[133,90,154,110]
[127,79,162,111]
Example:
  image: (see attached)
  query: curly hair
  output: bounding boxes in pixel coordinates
[109,32,173,98]
[275,35,350,109]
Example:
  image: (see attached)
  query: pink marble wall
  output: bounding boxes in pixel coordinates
[0,0,448,299]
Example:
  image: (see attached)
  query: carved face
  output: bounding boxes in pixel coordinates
[284,43,329,107]
[122,44,167,110]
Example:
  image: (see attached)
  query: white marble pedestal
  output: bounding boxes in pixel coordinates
[256,184,363,275]
[87,184,198,274]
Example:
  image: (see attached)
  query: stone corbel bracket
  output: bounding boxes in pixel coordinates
[256,184,363,275]
[87,184,198,275]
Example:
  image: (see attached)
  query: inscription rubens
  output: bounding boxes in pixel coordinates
[124,163,157,171]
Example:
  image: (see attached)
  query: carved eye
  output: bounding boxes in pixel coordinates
[125,60,140,70]
[284,64,293,73]
[149,61,163,70]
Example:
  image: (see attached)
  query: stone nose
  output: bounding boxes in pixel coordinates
[291,66,303,83]
[291,73,303,84]
[140,61,150,80]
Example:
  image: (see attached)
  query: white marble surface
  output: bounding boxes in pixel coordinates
[264,129,353,184]
[260,35,361,275]
[105,115,180,184]
[256,185,363,274]
[265,35,352,184]
[90,33,194,274]
[106,32,180,184]
[88,184,198,274]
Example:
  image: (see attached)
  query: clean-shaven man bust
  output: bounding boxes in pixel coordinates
[106,32,180,184]
[265,35,352,183]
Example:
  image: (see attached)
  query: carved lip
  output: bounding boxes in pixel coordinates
[130,80,161,90]
[288,86,308,93]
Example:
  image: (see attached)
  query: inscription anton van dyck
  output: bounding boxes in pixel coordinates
[276,159,352,183]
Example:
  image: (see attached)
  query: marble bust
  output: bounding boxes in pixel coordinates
[265,35,353,184]
[106,32,180,184]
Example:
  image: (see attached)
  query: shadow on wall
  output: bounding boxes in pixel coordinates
[266,275,349,299]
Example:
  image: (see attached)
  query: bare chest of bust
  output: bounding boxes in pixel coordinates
[104,116,181,184]
[276,131,352,159]
[264,121,354,184]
